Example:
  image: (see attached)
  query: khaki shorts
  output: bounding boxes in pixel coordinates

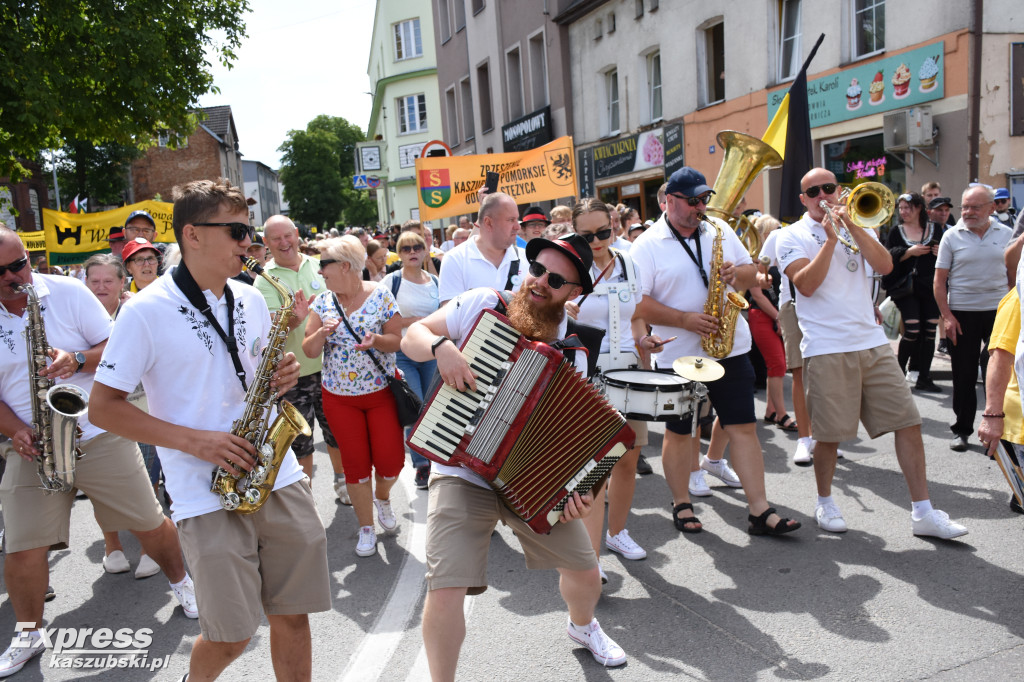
[425,475,596,594]
[626,419,649,448]
[778,300,803,371]
[0,432,166,553]
[176,480,331,642]
[803,345,922,443]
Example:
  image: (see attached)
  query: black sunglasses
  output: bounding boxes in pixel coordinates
[528,260,580,289]
[399,244,425,254]
[318,258,339,271]
[671,193,713,207]
[0,256,29,276]
[579,228,613,243]
[802,183,838,198]
[192,222,255,241]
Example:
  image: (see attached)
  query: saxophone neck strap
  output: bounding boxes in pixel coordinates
[172,262,247,392]
[667,217,709,288]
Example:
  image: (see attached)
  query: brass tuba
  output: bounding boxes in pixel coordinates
[819,182,895,254]
[703,131,783,259]
[210,258,312,514]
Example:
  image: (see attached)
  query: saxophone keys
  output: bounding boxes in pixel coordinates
[243,488,262,506]
[250,466,268,486]
[220,492,241,511]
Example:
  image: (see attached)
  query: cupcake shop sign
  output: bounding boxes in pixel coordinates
[767,41,944,129]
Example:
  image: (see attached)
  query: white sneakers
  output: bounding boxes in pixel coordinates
[688,470,711,497]
[170,575,199,619]
[103,550,130,574]
[700,456,742,487]
[815,501,848,533]
[0,633,44,678]
[356,526,377,557]
[605,529,646,560]
[567,618,626,667]
[334,478,352,506]
[135,554,161,579]
[374,498,397,531]
[906,369,920,384]
[793,439,813,465]
[913,509,969,539]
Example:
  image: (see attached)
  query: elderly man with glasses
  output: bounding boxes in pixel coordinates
[776,167,968,540]
[934,184,1013,452]
[632,167,799,537]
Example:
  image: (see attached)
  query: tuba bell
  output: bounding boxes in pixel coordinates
[703,131,783,259]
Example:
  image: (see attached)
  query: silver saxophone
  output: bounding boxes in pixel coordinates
[19,283,89,493]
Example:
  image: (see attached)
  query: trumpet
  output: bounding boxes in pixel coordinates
[818,182,895,254]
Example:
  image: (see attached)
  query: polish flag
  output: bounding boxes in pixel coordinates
[68,195,80,213]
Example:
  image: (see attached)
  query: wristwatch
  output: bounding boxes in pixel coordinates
[73,351,86,374]
[430,336,451,357]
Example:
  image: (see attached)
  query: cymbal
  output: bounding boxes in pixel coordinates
[673,356,725,382]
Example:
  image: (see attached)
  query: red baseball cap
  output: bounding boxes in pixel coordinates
[121,237,159,262]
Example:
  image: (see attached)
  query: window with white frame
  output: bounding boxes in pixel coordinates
[477,62,493,132]
[699,20,725,105]
[398,94,427,134]
[454,0,466,31]
[528,31,548,108]
[460,77,475,140]
[778,0,801,81]
[394,18,423,61]
[506,46,524,120]
[445,87,459,145]
[606,69,620,134]
[438,2,451,43]
[648,51,662,121]
[852,0,884,59]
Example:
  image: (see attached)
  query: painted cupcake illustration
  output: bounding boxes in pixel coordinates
[919,55,940,92]
[868,70,885,105]
[641,132,664,165]
[892,63,911,98]
[846,77,862,110]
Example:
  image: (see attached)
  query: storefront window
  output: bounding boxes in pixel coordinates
[823,132,905,194]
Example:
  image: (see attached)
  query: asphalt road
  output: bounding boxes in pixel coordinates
[2,349,1023,681]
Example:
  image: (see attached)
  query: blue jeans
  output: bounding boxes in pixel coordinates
[397,350,437,468]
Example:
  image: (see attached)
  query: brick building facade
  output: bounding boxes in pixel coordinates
[131,105,244,201]
[0,161,50,233]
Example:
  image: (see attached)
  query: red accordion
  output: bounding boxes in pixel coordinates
[408,310,635,533]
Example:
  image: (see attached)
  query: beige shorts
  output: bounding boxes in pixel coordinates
[803,345,921,443]
[176,480,331,642]
[626,419,649,448]
[778,300,803,370]
[0,432,166,553]
[425,475,596,594]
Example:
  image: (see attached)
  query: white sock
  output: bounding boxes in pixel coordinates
[800,437,813,447]
[569,619,593,633]
[169,574,191,589]
[911,499,933,520]
[817,495,835,507]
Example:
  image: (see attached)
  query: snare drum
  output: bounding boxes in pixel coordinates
[600,369,694,421]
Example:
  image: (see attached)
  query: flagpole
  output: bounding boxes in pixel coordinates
[50,149,61,210]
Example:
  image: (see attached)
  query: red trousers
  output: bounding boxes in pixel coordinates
[748,308,786,377]
[322,387,405,483]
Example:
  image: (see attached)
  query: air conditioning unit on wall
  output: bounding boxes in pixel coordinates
[883,107,934,151]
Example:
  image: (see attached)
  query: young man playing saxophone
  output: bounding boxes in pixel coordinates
[90,180,330,681]
[630,167,800,536]
[0,225,195,679]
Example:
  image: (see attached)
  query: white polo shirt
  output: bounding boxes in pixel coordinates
[629,214,753,363]
[437,235,526,303]
[0,274,112,441]
[935,218,1011,311]
[758,228,792,307]
[776,212,886,358]
[95,271,305,522]
[436,287,585,489]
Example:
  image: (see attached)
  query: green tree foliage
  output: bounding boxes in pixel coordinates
[341,187,379,227]
[47,141,142,208]
[278,115,370,229]
[0,0,250,180]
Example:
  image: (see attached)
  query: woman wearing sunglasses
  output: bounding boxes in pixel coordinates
[380,230,441,490]
[883,192,942,393]
[303,236,405,558]
[570,199,665,575]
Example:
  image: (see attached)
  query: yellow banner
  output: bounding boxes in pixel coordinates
[42,200,175,266]
[18,231,46,252]
[415,136,577,221]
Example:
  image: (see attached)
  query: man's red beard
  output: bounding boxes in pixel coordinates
[506,284,564,342]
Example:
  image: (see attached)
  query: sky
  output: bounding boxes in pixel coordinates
[197,0,377,171]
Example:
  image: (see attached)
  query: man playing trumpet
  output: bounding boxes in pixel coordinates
[776,167,967,539]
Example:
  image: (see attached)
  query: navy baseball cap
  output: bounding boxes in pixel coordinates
[125,210,156,228]
[994,188,1010,201]
[666,167,715,198]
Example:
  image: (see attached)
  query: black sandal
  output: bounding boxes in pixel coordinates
[763,412,778,424]
[773,413,799,432]
[672,502,702,533]
[748,507,801,536]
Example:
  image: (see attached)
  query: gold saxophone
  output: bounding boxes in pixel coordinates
[210,257,311,514]
[700,218,749,359]
[19,283,89,493]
